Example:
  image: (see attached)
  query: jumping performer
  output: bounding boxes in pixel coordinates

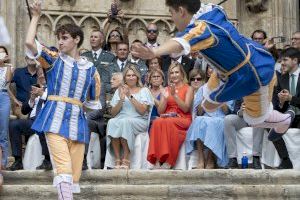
[132,0,294,166]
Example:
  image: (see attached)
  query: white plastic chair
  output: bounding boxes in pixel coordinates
[261,128,300,169]
[23,134,44,170]
[87,132,101,169]
[104,105,154,170]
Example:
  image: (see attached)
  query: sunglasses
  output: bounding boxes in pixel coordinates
[151,75,161,79]
[110,34,120,38]
[147,29,158,33]
[191,77,202,82]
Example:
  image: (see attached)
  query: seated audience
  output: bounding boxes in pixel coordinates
[186,78,234,169]
[224,100,264,169]
[148,69,165,121]
[146,57,163,71]
[106,64,153,169]
[162,55,195,81]
[275,47,300,128]
[189,68,205,94]
[147,62,193,169]
[110,72,123,92]
[9,78,51,171]
[145,57,163,86]
[205,65,213,82]
[129,40,148,84]
[10,56,38,119]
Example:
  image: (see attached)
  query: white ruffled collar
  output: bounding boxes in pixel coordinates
[59,53,93,69]
[189,3,215,26]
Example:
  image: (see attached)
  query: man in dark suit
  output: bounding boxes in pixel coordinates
[162,55,195,81]
[112,42,130,72]
[272,47,300,169]
[8,85,51,171]
[274,47,300,127]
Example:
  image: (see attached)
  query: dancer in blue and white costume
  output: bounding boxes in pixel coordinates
[132,0,294,168]
[25,1,101,199]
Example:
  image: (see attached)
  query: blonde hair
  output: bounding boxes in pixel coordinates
[123,64,143,87]
[112,72,124,85]
[167,62,188,85]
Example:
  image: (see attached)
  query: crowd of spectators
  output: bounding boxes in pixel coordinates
[0,7,300,179]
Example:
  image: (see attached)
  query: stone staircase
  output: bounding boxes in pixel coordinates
[1,170,300,200]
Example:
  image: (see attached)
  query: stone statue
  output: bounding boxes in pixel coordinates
[245,0,269,13]
[56,0,76,6]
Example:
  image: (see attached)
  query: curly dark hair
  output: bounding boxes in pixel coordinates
[165,0,201,14]
[55,23,84,47]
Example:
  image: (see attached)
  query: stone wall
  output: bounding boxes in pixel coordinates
[0,0,299,67]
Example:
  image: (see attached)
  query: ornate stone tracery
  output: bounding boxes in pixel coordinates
[56,0,77,6]
[1,0,298,67]
[36,12,174,50]
[245,0,269,13]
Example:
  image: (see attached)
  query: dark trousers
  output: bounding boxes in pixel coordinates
[9,119,49,157]
[84,109,106,169]
[291,115,300,129]
[271,115,300,161]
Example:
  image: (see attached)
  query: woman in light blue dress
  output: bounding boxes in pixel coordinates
[107,65,154,169]
[186,85,233,169]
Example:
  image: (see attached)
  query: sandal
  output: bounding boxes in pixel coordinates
[193,162,205,169]
[114,159,122,169]
[120,159,130,170]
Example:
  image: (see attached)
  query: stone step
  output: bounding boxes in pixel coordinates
[3,169,300,185]
[1,184,300,200]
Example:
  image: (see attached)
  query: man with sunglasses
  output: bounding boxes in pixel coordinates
[145,23,160,48]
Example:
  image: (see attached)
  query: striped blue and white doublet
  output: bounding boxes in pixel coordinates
[28,43,101,144]
[173,4,275,104]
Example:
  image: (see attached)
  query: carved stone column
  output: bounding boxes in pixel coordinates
[237,0,299,46]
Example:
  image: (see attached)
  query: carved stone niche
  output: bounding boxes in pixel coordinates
[245,0,269,13]
[56,0,76,6]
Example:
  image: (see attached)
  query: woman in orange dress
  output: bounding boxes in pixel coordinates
[147,62,193,169]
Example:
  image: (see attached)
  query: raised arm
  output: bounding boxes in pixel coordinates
[131,40,184,60]
[131,21,214,60]
[25,1,42,55]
